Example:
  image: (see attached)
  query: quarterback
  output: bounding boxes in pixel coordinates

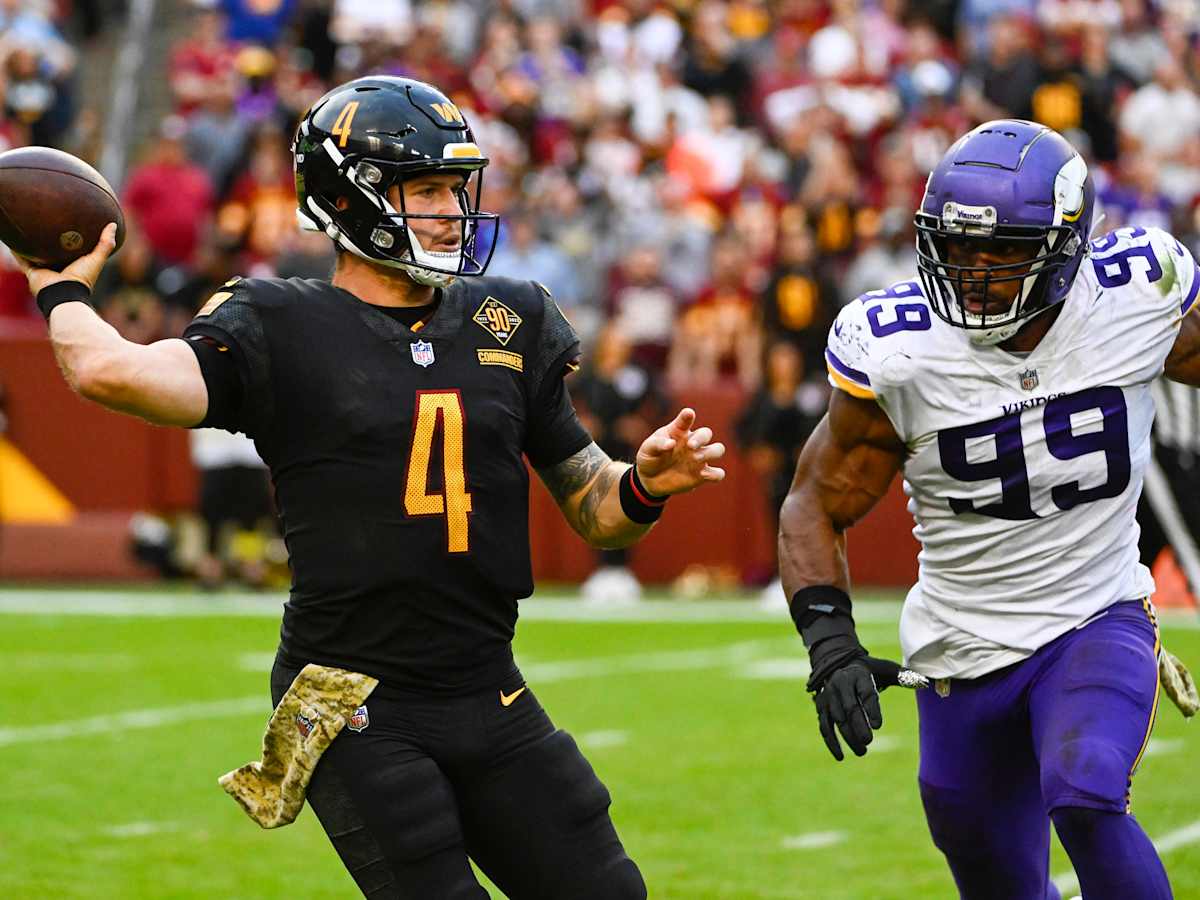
[20,77,726,898]
[780,120,1200,899]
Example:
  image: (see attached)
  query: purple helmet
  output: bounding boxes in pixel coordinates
[914,120,1094,344]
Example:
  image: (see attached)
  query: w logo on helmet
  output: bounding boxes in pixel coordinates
[430,102,464,125]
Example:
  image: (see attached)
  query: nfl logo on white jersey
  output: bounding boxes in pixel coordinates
[410,340,435,367]
[1019,368,1039,392]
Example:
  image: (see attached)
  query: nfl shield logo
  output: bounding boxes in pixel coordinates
[1019,368,1039,392]
[410,340,435,367]
[295,711,317,740]
[347,705,370,733]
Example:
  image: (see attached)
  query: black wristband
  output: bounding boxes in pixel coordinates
[789,585,854,639]
[36,280,93,321]
[618,466,668,524]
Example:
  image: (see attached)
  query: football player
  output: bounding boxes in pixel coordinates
[21,77,727,898]
[779,120,1200,900]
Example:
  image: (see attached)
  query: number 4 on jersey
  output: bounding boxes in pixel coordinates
[405,390,472,552]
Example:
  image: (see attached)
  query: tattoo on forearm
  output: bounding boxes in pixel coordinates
[540,442,611,506]
[579,463,621,535]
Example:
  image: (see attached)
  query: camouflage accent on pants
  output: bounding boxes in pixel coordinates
[219,663,378,828]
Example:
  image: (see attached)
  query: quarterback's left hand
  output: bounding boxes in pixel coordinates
[635,407,726,496]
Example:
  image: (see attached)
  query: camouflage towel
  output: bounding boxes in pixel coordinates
[218,664,378,828]
[1159,648,1199,719]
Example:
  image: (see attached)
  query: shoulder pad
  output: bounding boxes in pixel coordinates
[1088,226,1199,316]
[827,280,933,399]
[192,276,298,321]
[468,275,546,316]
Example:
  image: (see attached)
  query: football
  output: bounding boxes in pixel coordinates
[0,146,125,269]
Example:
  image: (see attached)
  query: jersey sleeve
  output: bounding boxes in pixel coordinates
[181,277,273,437]
[526,282,582,403]
[1153,229,1200,321]
[522,282,591,466]
[825,299,881,401]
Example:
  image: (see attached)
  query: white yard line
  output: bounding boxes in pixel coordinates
[521,640,783,681]
[736,658,812,680]
[1052,818,1200,895]
[0,590,907,624]
[6,653,136,672]
[1144,738,1185,757]
[3,641,791,749]
[0,697,266,747]
[781,831,846,850]
[578,730,629,749]
[102,821,184,839]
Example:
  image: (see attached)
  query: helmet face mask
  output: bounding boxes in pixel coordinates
[913,121,1094,346]
[293,77,499,286]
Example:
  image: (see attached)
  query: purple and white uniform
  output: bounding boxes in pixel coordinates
[826,118,1197,900]
[826,225,1196,679]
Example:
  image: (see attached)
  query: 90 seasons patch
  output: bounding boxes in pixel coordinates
[473,297,522,346]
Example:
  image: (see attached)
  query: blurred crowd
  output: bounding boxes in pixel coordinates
[3,0,1200,587]
[0,0,112,314]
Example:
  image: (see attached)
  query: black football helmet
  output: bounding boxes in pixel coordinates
[292,76,498,286]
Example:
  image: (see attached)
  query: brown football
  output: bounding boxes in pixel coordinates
[0,146,126,269]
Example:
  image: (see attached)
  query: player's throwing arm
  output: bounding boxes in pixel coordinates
[17,222,210,427]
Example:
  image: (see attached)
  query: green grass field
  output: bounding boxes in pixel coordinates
[1,587,1197,899]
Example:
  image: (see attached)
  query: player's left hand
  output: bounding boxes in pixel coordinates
[812,656,929,761]
[635,407,726,496]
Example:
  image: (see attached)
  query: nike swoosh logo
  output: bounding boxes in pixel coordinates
[833,321,844,337]
[500,687,526,707]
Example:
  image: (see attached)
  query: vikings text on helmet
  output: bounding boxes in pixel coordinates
[913,119,1095,345]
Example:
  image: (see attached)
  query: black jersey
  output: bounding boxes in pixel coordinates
[182,275,591,692]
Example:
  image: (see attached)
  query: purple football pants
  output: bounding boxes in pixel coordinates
[917,599,1171,900]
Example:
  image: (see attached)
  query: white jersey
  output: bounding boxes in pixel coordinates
[825,226,1199,678]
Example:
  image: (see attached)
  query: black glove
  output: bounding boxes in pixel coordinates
[793,586,925,761]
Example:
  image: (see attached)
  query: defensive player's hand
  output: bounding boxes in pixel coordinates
[13,222,119,296]
[635,407,726,496]
[813,656,927,761]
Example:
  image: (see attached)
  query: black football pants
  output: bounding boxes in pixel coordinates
[270,662,647,899]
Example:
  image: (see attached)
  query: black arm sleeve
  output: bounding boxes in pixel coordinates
[185,335,245,432]
[181,279,272,436]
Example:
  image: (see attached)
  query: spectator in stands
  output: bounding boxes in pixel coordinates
[736,339,827,600]
[185,72,252,198]
[1119,58,1200,205]
[844,206,917,310]
[1076,23,1129,164]
[669,232,762,390]
[487,206,580,311]
[1100,151,1174,234]
[123,115,214,267]
[960,14,1039,122]
[169,7,236,115]
[608,243,679,376]
[4,41,72,146]
[761,215,839,376]
[217,0,296,47]
[1107,0,1167,87]
[330,0,412,47]
[214,124,296,273]
[682,0,753,118]
[572,325,668,605]
[93,228,168,345]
